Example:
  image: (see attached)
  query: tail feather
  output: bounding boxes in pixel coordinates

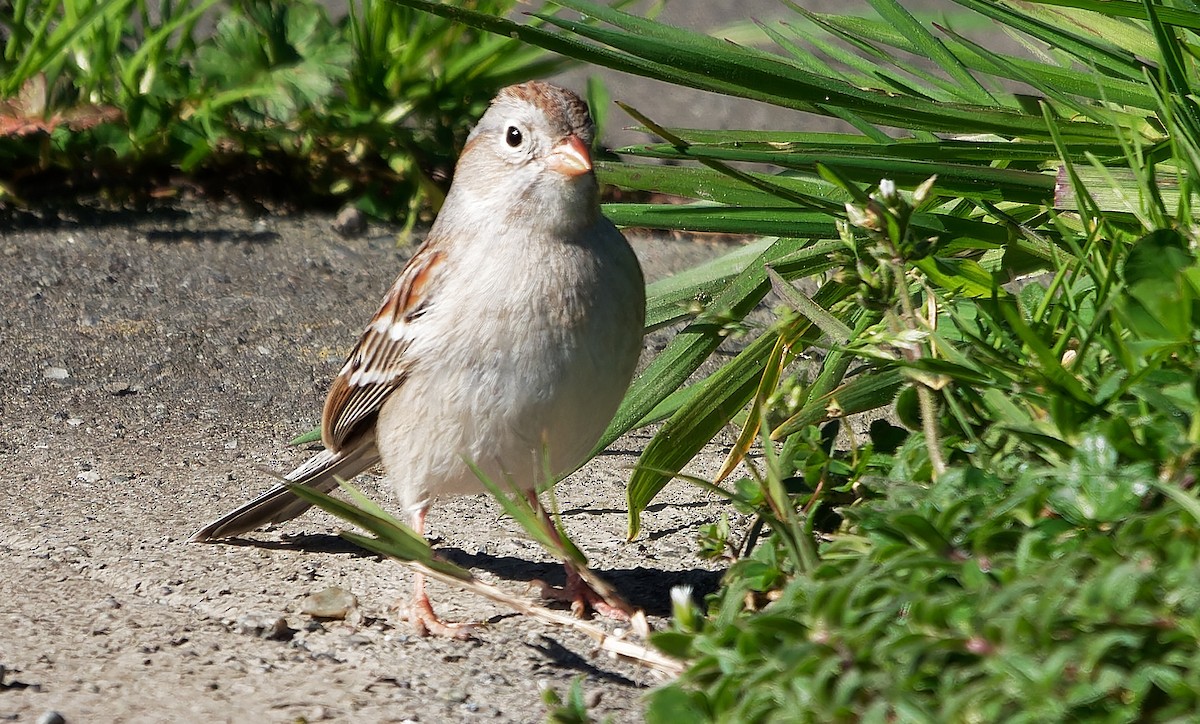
[189,436,380,543]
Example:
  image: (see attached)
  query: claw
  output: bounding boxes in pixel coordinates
[537,566,631,621]
[407,591,478,639]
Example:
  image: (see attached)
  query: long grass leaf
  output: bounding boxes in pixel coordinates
[1024,0,1200,30]
[617,101,843,212]
[625,283,853,538]
[1143,0,1200,141]
[862,0,995,105]
[714,333,791,484]
[621,133,1119,163]
[595,237,833,455]
[535,3,1114,140]
[950,0,1147,80]
[771,368,905,440]
[767,267,853,344]
[284,481,473,579]
[623,144,1057,204]
[599,161,847,209]
[640,236,779,330]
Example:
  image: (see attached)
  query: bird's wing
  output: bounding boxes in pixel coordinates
[321,241,446,450]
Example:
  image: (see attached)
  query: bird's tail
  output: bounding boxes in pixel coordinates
[189,435,380,543]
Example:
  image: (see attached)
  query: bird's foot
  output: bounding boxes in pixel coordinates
[536,566,631,621]
[404,594,478,639]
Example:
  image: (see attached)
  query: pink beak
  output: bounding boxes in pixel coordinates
[546,135,593,177]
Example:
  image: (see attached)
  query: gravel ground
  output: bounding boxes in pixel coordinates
[0,204,751,723]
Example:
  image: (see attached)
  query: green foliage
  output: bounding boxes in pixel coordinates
[193,3,351,124]
[0,0,572,217]
[543,676,602,724]
[640,174,1199,721]
[649,463,1200,722]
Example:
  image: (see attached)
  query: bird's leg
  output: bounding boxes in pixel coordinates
[527,491,631,621]
[406,506,475,639]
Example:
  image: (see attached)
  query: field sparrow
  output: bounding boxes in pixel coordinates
[190,82,646,636]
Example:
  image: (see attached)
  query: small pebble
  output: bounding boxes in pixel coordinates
[235,614,294,642]
[43,366,69,380]
[300,586,357,620]
[441,688,469,703]
[332,206,367,238]
[103,381,138,396]
[76,471,101,484]
[36,712,65,724]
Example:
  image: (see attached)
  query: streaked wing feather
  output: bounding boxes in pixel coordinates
[321,244,445,450]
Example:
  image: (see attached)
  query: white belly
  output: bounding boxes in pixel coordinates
[374,222,643,513]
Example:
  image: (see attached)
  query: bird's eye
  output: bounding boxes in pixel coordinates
[505,126,523,147]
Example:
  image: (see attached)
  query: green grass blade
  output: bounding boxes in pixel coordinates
[466,459,587,567]
[862,0,995,105]
[622,143,1058,204]
[771,368,905,440]
[599,160,849,208]
[625,283,853,538]
[1018,1,1159,58]
[950,0,1146,79]
[290,426,323,446]
[536,4,1113,140]
[1024,0,1200,30]
[604,204,838,237]
[1143,0,1200,140]
[595,237,841,455]
[616,101,843,213]
[914,256,1004,298]
[621,132,1120,163]
[641,236,779,330]
[714,333,792,483]
[284,480,473,580]
[767,267,853,344]
[809,13,1159,108]
[4,0,135,95]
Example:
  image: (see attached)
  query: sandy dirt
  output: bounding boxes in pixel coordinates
[0,204,750,723]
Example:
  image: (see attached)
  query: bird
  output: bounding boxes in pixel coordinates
[190,81,646,637]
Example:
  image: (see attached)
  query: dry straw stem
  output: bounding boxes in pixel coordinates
[396,553,684,678]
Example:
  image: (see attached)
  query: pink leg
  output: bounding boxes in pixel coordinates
[407,506,475,639]
[527,491,632,621]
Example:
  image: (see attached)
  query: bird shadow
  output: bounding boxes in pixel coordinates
[438,548,722,618]
[558,499,712,517]
[217,532,377,556]
[525,636,640,687]
[213,533,723,618]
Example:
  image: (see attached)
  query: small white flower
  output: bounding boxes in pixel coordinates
[913,176,938,204]
[845,202,872,229]
[670,585,694,608]
[878,178,896,200]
